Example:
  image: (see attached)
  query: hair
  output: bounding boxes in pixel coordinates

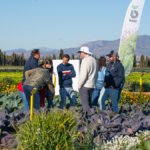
[98,56,106,71]
[44,59,53,72]
[31,49,39,57]
[63,54,70,60]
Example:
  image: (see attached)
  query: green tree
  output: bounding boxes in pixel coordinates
[71,54,74,59]
[52,54,56,60]
[145,56,149,67]
[140,54,144,68]
[0,49,2,65]
[59,49,64,59]
[133,54,136,67]
[3,51,6,66]
[21,53,24,66]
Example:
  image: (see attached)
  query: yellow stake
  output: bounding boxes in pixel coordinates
[30,88,37,121]
[53,74,56,99]
[140,77,142,106]
[0,128,1,143]
[53,76,56,90]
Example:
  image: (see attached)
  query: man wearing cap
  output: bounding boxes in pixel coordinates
[98,50,124,113]
[77,46,98,117]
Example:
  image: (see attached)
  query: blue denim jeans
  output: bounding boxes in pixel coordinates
[98,87,119,113]
[18,89,29,111]
[59,87,76,109]
[92,81,103,106]
[45,90,53,109]
[117,82,124,102]
[23,85,40,110]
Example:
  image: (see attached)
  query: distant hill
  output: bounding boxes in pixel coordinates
[5,48,27,55]
[6,35,150,59]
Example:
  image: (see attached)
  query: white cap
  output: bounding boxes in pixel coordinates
[77,46,93,55]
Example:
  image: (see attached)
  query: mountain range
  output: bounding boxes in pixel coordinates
[6,35,150,60]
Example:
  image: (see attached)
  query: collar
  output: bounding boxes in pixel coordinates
[32,56,39,61]
[83,55,89,59]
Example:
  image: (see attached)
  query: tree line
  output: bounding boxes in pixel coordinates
[0,49,26,66]
[1,48,149,67]
[133,54,150,68]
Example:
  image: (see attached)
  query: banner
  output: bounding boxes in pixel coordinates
[119,0,145,76]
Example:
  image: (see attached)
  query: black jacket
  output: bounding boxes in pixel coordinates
[104,60,124,90]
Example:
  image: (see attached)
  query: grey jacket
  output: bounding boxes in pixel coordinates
[78,55,98,89]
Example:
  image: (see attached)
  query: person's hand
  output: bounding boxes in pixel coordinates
[109,85,115,89]
[78,88,81,90]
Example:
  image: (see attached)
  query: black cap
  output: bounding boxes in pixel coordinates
[106,50,115,57]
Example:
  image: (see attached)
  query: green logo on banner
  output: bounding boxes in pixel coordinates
[132,5,138,10]
[131,5,138,19]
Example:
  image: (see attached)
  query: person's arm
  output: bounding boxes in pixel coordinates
[44,74,55,96]
[25,69,35,79]
[102,67,106,76]
[62,65,76,80]
[78,59,88,89]
[57,65,62,86]
[115,64,124,87]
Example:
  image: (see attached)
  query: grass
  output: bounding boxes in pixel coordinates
[0,71,23,85]
[126,73,150,84]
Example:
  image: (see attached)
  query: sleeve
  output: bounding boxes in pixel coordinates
[115,64,124,87]
[25,69,35,79]
[57,65,62,86]
[44,72,55,95]
[102,67,106,76]
[78,60,88,88]
[62,65,76,80]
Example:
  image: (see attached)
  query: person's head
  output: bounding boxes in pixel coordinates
[44,59,53,71]
[31,49,40,59]
[98,56,106,71]
[116,53,119,60]
[77,46,93,59]
[113,52,118,61]
[62,54,70,65]
[106,50,115,63]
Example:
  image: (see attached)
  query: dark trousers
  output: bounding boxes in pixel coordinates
[79,87,94,112]
[23,85,40,110]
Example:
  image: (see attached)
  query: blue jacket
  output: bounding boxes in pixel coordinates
[104,60,124,90]
[57,63,76,88]
[22,56,38,84]
[97,66,106,81]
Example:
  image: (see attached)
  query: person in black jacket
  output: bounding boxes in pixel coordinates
[98,50,124,113]
[21,49,40,110]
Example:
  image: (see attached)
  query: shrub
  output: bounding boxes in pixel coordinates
[17,109,84,150]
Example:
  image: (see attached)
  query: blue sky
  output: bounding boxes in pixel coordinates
[0,0,149,51]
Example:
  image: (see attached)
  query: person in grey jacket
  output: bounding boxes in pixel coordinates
[77,46,98,117]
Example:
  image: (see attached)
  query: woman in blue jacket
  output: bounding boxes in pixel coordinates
[92,56,106,106]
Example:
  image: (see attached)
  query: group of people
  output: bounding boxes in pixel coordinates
[17,46,125,117]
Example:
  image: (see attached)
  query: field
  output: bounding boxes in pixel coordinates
[1,71,150,150]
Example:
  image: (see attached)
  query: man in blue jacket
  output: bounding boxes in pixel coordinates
[57,54,76,109]
[21,49,40,110]
[98,50,124,113]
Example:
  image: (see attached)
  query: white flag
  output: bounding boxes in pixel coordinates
[119,0,145,76]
